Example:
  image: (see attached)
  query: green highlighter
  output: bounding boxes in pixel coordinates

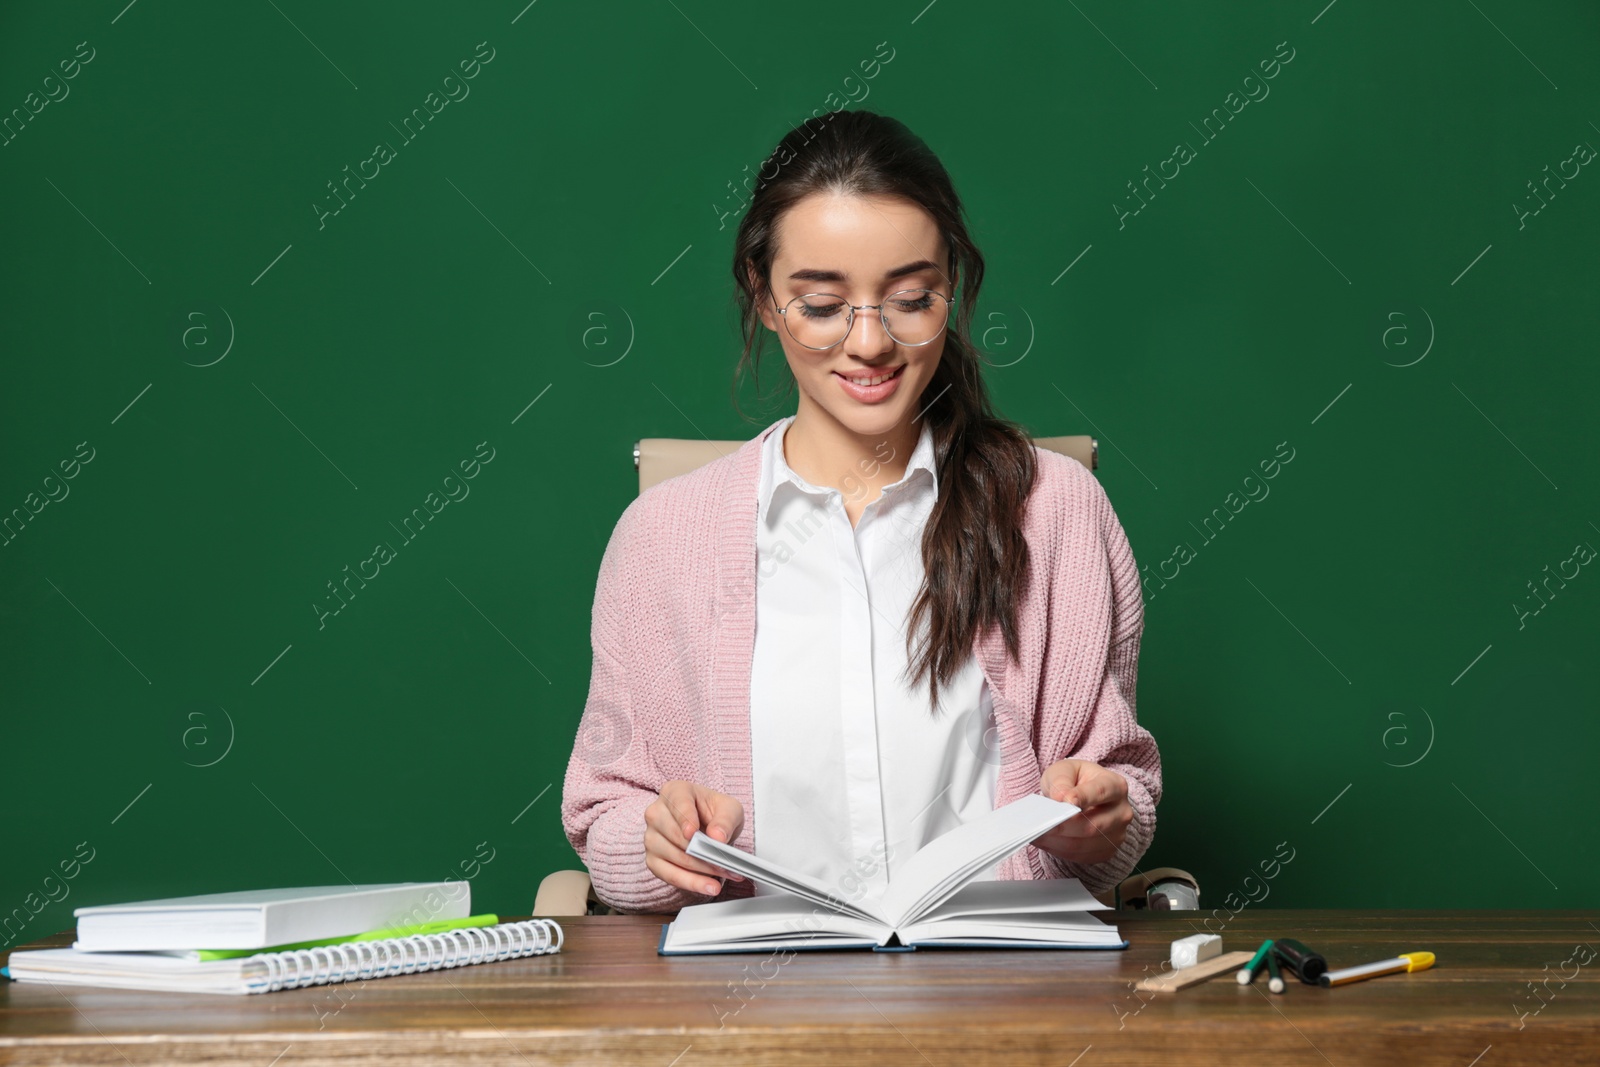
[194,913,500,961]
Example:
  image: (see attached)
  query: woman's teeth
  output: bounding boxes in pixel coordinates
[840,369,899,386]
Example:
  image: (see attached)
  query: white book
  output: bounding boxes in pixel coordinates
[5,919,563,995]
[71,883,471,952]
[658,793,1128,954]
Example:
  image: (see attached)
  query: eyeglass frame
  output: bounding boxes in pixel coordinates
[771,287,955,350]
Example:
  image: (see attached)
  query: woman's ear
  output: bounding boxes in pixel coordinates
[749,262,778,332]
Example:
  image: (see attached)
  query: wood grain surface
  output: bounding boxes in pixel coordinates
[3,909,1597,1065]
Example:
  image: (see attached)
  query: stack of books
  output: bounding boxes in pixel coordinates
[2,882,562,995]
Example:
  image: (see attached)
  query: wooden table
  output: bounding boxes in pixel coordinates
[3,909,1597,1065]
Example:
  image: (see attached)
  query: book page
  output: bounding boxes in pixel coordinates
[685,833,887,925]
[686,793,1081,933]
[895,916,1123,947]
[661,894,888,953]
[872,793,1081,928]
[915,878,1109,922]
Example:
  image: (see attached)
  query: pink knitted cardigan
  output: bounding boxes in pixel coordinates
[560,418,1161,914]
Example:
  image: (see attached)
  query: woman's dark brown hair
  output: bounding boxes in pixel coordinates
[729,108,1038,715]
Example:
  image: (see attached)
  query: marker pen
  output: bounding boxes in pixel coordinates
[1264,948,1286,994]
[1236,939,1275,985]
[1319,951,1435,987]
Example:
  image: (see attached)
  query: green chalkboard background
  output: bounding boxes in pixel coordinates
[3,0,1597,950]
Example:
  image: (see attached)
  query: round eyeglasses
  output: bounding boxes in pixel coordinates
[774,288,953,350]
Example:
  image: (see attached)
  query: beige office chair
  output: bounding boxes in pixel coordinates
[536,431,1199,916]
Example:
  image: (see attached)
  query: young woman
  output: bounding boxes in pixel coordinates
[561,110,1160,914]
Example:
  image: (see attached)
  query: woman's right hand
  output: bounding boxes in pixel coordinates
[644,781,748,897]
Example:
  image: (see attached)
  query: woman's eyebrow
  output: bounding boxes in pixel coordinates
[786,258,940,284]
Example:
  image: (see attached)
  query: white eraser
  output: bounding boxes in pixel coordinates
[1170,933,1222,969]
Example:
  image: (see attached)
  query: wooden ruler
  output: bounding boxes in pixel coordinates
[1135,950,1256,993]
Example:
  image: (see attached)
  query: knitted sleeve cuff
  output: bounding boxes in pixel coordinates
[576,790,709,915]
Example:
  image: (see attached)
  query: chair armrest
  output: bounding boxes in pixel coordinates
[534,869,594,916]
[1115,866,1200,910]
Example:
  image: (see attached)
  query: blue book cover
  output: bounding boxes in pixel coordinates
[657,922,1130,956]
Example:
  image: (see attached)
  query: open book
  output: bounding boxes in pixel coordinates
[658,793,1127,954]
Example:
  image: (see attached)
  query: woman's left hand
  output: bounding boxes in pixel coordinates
[1030,759,1133,865]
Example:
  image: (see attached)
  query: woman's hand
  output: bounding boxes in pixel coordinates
[643,781,748,897]
[1030,759,1133,866]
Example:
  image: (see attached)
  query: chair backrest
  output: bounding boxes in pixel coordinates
[633,434,1096,494]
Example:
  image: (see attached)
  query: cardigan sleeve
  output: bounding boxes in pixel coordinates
[559,504,703,915]
[1028,472,1162,897]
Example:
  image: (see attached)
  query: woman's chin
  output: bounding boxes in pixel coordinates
[821,405,908,440]
[810,377,926,435]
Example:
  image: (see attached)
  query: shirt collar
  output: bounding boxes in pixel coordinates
[758,415,938,527]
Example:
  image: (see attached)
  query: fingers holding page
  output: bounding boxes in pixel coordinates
[1071,764,1129,810]
[1041,759,1127,810]
[644,824,736,896]
[644,781,748,896]
[1033,760,1134,864]
[695,787,745,846]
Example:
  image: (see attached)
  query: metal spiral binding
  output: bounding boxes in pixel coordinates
[245,918,564,993]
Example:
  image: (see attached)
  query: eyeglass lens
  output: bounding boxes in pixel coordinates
[782,289,949,349]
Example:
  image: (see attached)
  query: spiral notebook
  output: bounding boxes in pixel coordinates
[4,919,564,995]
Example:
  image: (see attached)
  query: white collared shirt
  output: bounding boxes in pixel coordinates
[749,415,999,901]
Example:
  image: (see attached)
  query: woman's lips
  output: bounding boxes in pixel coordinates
[833,364,906,403]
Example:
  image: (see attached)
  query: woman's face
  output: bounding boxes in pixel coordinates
[756,192,953,443]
